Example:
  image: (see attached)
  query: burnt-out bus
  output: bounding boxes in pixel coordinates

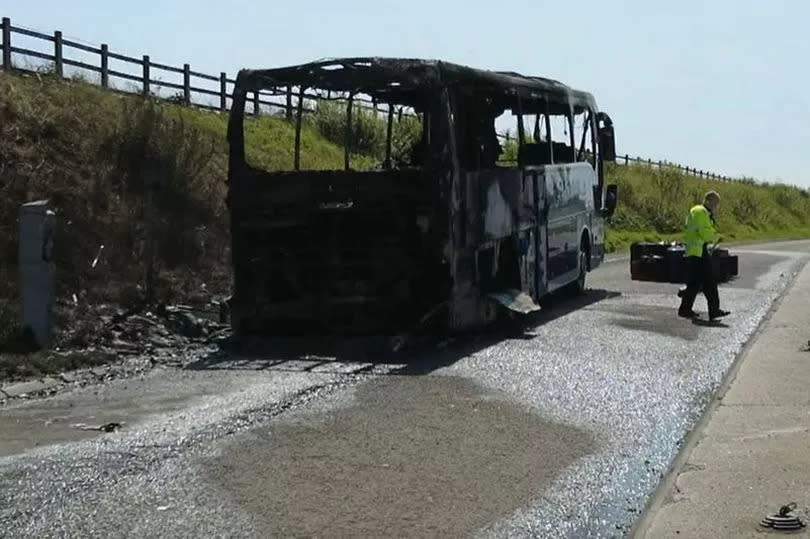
[227,58,617,335]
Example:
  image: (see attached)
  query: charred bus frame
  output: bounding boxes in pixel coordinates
[227,58,617,335]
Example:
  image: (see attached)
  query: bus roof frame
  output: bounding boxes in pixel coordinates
[235,57,599,112]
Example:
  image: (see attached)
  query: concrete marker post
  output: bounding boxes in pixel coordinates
[19,200,56,348]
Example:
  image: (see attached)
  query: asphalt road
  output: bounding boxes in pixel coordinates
[1,240,809,538]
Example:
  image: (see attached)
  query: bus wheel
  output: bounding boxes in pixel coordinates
[567,241,589,296]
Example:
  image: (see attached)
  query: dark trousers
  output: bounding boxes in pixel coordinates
[679,250,720,314]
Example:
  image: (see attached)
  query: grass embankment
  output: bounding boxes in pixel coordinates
[605,164,810,253]
[0,72,352,379]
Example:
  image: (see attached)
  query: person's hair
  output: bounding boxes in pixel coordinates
[704,191,720,205]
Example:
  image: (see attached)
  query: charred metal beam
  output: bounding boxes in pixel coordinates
[516,97,526,168]
[227,72,248,176]
[589,112,599,168]
[345,93,354,171]
[385,104,394,169]
[286,86,293,122]
[568,108,576,153]
[578,112,591,161]
[544,99,554,163]
[516,96,525,144]
[294,86,305,171]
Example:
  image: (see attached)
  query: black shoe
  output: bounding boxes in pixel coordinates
[709,309,730,320]
[677,287,686,298]
[678,309,699,318]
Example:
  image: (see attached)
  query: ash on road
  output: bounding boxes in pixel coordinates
[1,240,808,538]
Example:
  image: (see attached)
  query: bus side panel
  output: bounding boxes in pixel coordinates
[542,163,598,291]
[461,169,531,245]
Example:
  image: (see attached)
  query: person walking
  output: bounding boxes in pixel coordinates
[678,191,730,320]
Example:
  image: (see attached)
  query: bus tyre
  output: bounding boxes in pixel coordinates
[568,249,588,296]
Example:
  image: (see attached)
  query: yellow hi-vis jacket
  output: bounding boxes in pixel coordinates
[685,204,718,257]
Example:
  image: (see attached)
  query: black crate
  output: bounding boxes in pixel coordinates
[630,255,668,281]
[726,255,739,277]
[630,242,738,284]
[630,242,670,262]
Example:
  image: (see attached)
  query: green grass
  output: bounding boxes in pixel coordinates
[0,71,357,356]
[603,163,810,253]
[179,107,367,171]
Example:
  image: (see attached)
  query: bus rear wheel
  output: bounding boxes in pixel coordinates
[567,238,590,296]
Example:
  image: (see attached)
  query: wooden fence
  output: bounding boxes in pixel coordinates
[1,16,740,182]
[615,154,735,182]
[0,16,386,118]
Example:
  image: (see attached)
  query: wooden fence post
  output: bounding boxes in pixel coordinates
[183,63,191,105]
[286,86,293,121]
[253,91,260,116]
[624,153,629,164]
[219,72,227,111]
[53,31,63,77]
[2,18,11,71]
[100,44,109,88]
[142,55,150,96]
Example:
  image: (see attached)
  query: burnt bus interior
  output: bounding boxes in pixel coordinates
[451,87,615,302]
[227,58,615,335]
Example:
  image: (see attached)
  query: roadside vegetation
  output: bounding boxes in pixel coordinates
[606,164,810,252]
[0,71,352,371]
[1,71,809,377]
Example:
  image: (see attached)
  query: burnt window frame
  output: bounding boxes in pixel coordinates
[574,106,597,168]
[545,104,576,165]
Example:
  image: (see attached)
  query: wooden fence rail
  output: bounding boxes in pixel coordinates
[1,16,740,182]
[0,16,387,116]
[614,154,734,182]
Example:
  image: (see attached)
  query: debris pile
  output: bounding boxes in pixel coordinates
[96,305,230,360]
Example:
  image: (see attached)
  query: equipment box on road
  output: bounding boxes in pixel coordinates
[629,242,738,284]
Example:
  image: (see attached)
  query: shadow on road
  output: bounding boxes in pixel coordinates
[185,288,621,376]
[691,317,731,328]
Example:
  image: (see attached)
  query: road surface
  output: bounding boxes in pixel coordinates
[1,240,809,538]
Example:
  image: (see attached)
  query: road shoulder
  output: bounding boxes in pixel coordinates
[634,259,810,537]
